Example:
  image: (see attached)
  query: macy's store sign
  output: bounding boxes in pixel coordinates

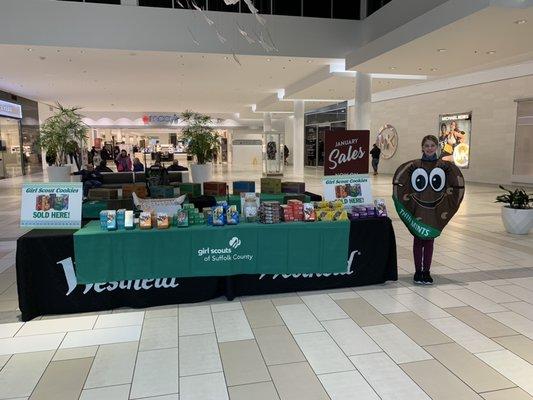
[142,114,180,125]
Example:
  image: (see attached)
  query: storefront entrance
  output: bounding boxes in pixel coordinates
[0,116,23,179]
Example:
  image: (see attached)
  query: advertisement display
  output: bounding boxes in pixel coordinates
[323,174,373,206]
[438,112,472,168]
[20,183,83,229]
[324,130,370,175]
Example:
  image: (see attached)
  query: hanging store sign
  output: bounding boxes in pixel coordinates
[21,183,83,229]
[324,130,370,175]
[142,114,181,125]
[0,100,22,119]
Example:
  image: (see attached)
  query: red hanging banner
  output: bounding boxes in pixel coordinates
[324,130,370,175]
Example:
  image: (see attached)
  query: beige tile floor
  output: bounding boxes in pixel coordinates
[0,165,532,399]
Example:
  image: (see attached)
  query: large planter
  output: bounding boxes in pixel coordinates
[190,163,212,186]
[47,165,71,182]
[501,206,533,235]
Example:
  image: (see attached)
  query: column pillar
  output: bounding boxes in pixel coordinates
[293,101,304,178]
[354,72,371,130]
[263,112,272,132]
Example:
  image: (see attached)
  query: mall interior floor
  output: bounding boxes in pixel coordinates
[0,165,532,400]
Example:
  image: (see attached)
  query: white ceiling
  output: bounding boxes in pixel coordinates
[0,44,340,117]
[0,5,532,121]
[352,6,533,76]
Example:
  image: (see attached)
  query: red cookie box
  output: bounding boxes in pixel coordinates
[281,205,295,222]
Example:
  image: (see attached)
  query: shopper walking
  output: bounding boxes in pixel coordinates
[370,143,381,175]
[133,157,144,172]
[116,150,132,172]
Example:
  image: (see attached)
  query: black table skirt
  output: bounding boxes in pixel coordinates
[16,218,397,321]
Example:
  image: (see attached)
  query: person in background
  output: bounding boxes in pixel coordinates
[370,143,381,175]
[133,157,144,172]
[167,160,188,171]
[116,149,132,172]
[95,160,113,173]
[283,145,290,165]
[72,164,103,197]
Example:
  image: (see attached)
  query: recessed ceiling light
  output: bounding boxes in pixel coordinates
[437,48,447,52]
[56,49,61,53]
[417,67,423,71]
[26,48,33,52]
[288,59,292,62]
[486,50,496,55]
[224,56,229,60]
[266,58,271,62]
[39,56,46,61]
[389,66,396,70]
[430,67,438,72]
[80,50,85,54]
[307,60,312,63]
[68,58,72,62]
[514,19,527,25]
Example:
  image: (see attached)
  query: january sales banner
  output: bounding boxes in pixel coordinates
[324,130,370,175]
[21,183,83,229]
[323,175,373,206]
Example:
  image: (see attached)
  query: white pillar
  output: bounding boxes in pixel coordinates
[354,72,371,130]
[263,112,272,132]
[293,101,304,178]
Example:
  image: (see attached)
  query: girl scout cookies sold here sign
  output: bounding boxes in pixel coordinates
[21,183,83,229]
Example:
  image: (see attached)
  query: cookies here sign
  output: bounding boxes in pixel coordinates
[21,183,83,229]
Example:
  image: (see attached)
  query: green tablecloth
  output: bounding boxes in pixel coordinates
[73,220,350,283]
[214,194,310,213]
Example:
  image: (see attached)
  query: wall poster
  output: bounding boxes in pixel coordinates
[438,112,472,168]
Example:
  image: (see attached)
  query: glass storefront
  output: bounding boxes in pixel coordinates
[304,102,347,167]
[513,99,533,183]
[0,117,23,178]
[0,94,42,179]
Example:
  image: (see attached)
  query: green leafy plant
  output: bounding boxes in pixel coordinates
[495,185,533,209]
[180,110,219,164]
[38,104,88,167]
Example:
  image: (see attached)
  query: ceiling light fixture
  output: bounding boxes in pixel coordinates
[26,48,33,52]
[514,19,527,25]
[430,68,438,72]
[307,60,312,63]
[389,66,396,70]
[486,50,496,55]
[80,50,85,54]
[437,48,447,52]
[266,58,271,62]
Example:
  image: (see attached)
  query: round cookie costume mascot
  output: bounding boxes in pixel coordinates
[393,158,465,239]
[393,141,465,285]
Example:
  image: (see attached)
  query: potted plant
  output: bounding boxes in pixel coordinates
[180,110,219,184]
[495,185,533,235]
[39,104,89,182]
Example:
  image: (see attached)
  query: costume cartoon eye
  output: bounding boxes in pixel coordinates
[429,168,446,191]
[411,168,428,192]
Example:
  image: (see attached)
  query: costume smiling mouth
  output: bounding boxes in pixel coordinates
[411,193,445,208]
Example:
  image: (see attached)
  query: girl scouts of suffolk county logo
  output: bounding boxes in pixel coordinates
[229,237,241,249]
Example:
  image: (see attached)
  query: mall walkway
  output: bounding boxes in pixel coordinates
[0,168,532,400]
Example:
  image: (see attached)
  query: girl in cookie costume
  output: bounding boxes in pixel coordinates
[392,135,465,285]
